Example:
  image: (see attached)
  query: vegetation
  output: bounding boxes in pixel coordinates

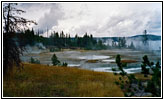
[49,47,61,52]
[112,37,128,49]
[112,55,142,96]
[61,62,68,67]
[128,42,135,49]
[51,54,60,66]
[3,3,36,75]
[51,54,67,67]
[49,32,107,50]
[143,30,148,45]
[3,3,160,98]
[29,57,40,64]
[112,54,161,97]
[141,55,161,96]
[118,37,126,48]
[14,29,108,50]
[3,63,124,97]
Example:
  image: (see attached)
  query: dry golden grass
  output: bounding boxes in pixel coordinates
[3,63,124,97]
[134,73,152,80]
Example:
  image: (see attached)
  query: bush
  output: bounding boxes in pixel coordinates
[62,62,68,67]
[30,57,40,64]
[49,48,55,52]
[112,54,161,97]
[49,48,61,52]
[51,54,60,66]
[141,55,161,97]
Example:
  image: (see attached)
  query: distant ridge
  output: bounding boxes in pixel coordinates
[94,34,161,41]
[130,34,161,41]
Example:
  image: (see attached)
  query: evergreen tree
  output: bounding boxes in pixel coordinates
[143,30,148,45]
[51,54,60,66]
[129,42,135,49]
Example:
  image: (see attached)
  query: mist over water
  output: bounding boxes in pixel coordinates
[21,35,161,74]
[126,40,161,51]
[103,37,161,51]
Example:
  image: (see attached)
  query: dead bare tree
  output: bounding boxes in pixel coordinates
[3,3,37,75]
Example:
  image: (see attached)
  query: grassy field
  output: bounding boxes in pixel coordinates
[3,63,151,97]
[3,63,124,97]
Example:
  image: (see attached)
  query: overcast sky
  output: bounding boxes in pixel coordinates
[17,2,161,37]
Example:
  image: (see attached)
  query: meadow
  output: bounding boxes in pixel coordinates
[3,63,150,97]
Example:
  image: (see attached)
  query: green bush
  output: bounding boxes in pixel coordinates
[30,57,40,64]
[62,62,68,67]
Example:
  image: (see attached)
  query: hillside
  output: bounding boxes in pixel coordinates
[3,63,124,97]
[3,63,153,97]
[130,34,161,41]
[95,34,161,41]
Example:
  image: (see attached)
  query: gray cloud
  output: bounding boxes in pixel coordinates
[33,4,64,33]
[18,3,161,37]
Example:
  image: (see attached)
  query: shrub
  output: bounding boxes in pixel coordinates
[112,54,161,97]
[141,55,161,97]
[49,48,55,52]
[112,54,137,97]
[49,48,61,52]
[62,62,68,67]
[30,57,40,64]
[51,54,60,66]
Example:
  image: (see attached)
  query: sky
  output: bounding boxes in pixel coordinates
[17,2,161,37]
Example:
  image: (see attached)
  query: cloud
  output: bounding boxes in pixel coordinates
[19,3,161,37]
[18,3,51,23]
[33,4,64,33]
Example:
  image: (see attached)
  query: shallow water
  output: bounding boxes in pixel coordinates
[101,59,115,62]
[78,55,110,60]
[68,64,81,67]
[21,48,161,74]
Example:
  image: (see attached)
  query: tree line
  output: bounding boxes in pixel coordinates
[16,29,107,50]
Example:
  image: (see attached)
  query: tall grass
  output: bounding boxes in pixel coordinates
[3,63,124,97]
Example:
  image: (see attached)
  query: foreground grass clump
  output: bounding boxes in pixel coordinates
[3,63,124,97]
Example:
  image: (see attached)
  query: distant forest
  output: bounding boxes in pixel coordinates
[15,29,107,50]
[13,28,161,51]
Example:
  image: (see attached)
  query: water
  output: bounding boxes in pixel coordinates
[68,64,81,67]
[102,59,115,62]
[78,55,110,60]
[21,49,161,74]
[92,67,142,74]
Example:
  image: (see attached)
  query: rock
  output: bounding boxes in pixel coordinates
[142,81,148,87]
[142,92,152,97]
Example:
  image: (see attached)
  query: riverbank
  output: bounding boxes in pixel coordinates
[3,63,151,97]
